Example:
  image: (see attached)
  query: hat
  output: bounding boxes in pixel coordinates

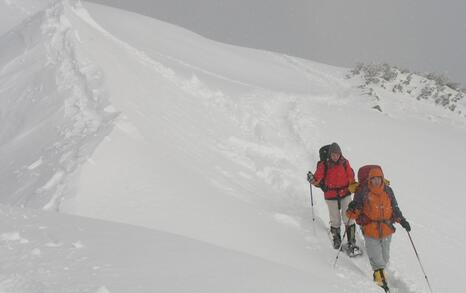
[368,167,384,179]
[329,142,341,155]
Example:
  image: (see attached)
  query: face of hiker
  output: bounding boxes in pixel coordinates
[370,176,383,187]
[330,152,340,162]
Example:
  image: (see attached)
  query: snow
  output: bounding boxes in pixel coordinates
[0,0,465,292]
[0,204,333,293]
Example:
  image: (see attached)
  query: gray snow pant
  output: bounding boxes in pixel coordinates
[364,235,392,270]
[325,196,355,228]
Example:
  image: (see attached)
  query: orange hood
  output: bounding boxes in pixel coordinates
[368,166,385,192]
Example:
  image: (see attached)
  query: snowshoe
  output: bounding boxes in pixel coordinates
[346,243,363,257]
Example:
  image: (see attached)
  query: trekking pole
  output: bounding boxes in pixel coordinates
[309,183,317,235]
[407,231,434,293]
[306,171,317,235]
[309,183,315,222]
[333,218,351,269]
[307,171,316,222]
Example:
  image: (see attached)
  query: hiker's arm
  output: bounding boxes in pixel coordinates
[386,186,404,221]
[312,162,325,186]
[346,188,365,219]
[352,188,365,209]
[387,186,411,231]
[345,160,356,184]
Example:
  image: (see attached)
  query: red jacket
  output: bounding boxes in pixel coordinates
[313,157,355,200]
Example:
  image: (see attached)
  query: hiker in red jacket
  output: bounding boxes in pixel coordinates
[309,143,359,254]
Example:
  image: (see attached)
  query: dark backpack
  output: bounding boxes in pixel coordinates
[316,145,331,191]
[319,144,331,162]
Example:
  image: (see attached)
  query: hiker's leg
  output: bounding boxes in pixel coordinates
[364,236,386,270]
[340,195,355,226]
[381,235,392,266]
[326,199,341,228]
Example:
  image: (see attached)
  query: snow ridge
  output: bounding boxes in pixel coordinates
[0,0,117,209]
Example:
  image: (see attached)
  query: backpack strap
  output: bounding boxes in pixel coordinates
[352,185,367,209]
[322,160,328,188]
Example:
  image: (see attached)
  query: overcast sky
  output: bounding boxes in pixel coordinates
[89,0,465,85]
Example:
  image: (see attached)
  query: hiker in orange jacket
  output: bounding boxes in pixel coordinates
[346,166,410,291]
[310,143,359,253]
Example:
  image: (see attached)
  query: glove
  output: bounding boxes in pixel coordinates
[346,201,359,220]
[306,171,314,183]
[400,218,411,232]
[347,201,358,212]
[348,182,359,193]
[356,214,370,226]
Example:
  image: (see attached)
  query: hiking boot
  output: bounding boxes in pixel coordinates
[345,223,361,255]
[373,269,389,292]
[330,227,341,249]
[346,224,356,246]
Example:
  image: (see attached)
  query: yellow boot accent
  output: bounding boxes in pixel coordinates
[373,269,384,287]
[373,269,389,291]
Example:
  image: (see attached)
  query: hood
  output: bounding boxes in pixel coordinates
[368,166,385,190]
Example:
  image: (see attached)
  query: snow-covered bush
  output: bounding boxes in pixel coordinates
[347,62,465,115]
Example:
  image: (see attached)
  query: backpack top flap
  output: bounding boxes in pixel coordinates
[319,144,331,162]
[357,164,381,185]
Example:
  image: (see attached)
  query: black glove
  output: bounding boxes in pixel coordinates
[400,218,411,232]
[307,171,314,183]
[347,201,358,212]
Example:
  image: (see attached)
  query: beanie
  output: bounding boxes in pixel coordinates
[329,142,342,155]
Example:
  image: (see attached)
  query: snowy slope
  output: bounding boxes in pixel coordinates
[1,203,328,293]
[0,0,116,209]
[1,0,465,292]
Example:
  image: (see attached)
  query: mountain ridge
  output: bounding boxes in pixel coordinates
[0,1,464,292]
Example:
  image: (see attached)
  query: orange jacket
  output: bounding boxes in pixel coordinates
[346,167,404,239]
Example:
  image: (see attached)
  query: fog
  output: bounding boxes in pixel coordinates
[88,0,466,86]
